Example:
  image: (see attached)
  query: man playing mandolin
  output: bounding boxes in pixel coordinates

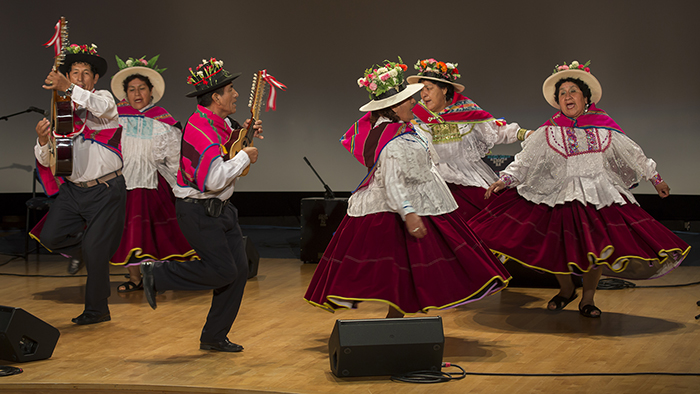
[140,58,262,352]
[34,43,126,325]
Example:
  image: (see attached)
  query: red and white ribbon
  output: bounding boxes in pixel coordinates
[43,20,62,57]
[260,69,287,111]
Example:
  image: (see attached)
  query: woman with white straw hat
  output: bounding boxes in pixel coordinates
[408,58,533,221]
[109,55,196,293]
[468,60,690,318]
[304,58,510,318]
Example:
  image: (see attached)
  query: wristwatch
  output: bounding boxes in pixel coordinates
[65,83,76,96]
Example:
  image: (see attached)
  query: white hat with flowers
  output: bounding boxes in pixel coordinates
[406,58,465,93]
[358,57,423,112]
[542,60,602,109]
[111,55,167,104]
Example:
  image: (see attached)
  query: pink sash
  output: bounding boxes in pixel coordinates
[413,92,495,124]
[340,113,413,191]
[541,103,625,134]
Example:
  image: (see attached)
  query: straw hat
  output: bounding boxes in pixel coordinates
[358,58,423,112]
[406,58,464,93]
[542,60,602,109]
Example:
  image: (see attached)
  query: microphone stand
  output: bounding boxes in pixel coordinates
[0,107,48,121]
[303,157,335,199]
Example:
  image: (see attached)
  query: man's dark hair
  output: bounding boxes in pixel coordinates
[197,85,228,107]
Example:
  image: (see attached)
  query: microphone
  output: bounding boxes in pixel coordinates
[28,106,49,116]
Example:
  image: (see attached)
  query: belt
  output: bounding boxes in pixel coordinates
[74,170,122,188]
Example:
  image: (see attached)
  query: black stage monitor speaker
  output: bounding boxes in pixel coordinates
[328,316,444,377]
[300,197,348,263]
[0,305,60,362]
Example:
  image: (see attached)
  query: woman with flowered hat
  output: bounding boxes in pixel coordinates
[109,55,197,293]
[468,60,690,318]
[408,59,532,221]
[304,58,511,318]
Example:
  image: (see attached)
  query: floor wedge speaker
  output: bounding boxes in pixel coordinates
[328,316,444,377]
[0,305,60,362]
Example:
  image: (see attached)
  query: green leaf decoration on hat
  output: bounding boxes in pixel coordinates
[115,54,167,74]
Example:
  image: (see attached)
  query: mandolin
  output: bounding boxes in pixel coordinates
[226,70,267,177]
[45,17,74,176]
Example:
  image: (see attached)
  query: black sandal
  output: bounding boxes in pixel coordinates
[117,280,143,293]
[547,290,578,311]
[579,304,602,318]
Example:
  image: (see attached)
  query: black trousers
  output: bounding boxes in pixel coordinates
[152,200,248,343]
[40,175,127,315]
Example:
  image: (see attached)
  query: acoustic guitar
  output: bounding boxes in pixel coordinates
[226,70,267,176]
[46,17,74,176]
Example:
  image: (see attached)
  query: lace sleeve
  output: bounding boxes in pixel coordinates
[606,131,659,188]
[153,124,182,188]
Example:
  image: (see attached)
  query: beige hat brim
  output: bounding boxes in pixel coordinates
[542,69,602,109]
[111,67,165,105]
[359,83,424,112]
[406,75,465,93]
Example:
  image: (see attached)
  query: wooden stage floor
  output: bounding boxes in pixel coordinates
[0,254,699,393]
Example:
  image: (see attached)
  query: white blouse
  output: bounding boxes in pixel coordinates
[120,106,181,190]
[414,118,521,188]
[347,118,458,220]
[501,126,660,208]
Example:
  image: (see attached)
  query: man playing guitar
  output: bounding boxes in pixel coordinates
[140,58,262,352]
[34,43,126,325]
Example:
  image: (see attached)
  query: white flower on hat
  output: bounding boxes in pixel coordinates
[197,71,204,77]
[357,78,365,87]
[570,61,580,68]
[446,63,454,69]
[377,67,388,74]
[389,69,398,77]
[126,59,134,67]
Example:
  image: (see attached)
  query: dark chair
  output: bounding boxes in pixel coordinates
[24,167,54,260]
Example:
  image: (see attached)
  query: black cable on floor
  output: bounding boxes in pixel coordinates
[0,272,127,278]
[391,363,466,383]
[598,278,700,290]
[0,366,23,377]
[392,363,700,384]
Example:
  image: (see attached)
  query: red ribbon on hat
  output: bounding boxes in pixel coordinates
[260,70,286,111]
[43,20,62,57]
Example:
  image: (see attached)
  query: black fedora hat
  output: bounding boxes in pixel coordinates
[185,57,241,98]
[58,43,108,77]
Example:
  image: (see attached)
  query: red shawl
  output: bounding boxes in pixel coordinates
[117,100,179,127]
[340,113,413,191]
[412,92,496,124]
[177,105,239,192]
[541,103,625,134]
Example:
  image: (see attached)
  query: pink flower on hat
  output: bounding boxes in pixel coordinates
[369,82,377,91]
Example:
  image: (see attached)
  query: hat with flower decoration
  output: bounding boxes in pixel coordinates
[358,57,423,112]
[110,55,167,104]
[542,60,602,109]
[406,58,464,93]
[58,43,108,77]
[185,58,241,98]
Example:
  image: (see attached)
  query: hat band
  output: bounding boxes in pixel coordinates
[420,71,451,83]
[371,82,407,101]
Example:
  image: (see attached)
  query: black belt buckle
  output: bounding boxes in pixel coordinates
[204,198,225,218]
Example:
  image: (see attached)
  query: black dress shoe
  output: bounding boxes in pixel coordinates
[200,339,243,352]
[67,258,84,275]
[140,261,157,310]
[71,311,111,325]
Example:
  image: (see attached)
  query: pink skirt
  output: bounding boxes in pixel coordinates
[468,189,690,279]
[447,183,497,221]
[304,211,511,314]
[110,175,197,265]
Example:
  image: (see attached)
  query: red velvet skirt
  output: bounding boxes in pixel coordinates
[110,175,197,265]
[304,210,511,314]
[447,183,497,221]
[468,188,690,279]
